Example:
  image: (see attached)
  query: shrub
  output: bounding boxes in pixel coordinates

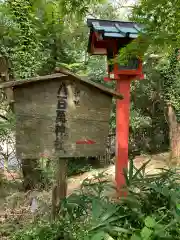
[12,162,180,240]
[67,157,92,177]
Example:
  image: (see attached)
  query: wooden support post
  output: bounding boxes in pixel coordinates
[52,156,68,219]
[56,157,68,201]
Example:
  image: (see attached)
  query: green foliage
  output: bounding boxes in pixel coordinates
[129,56,169,155]
[0,111,15,141]
[67,158,93,177]
[0,170,5,186]
[132,0,180,50]
[4,0,44,78]
[37,157,54,188]
[117,0,180,62]
[0,0,106,79]
[36,157,93,190]
[12,162,180,240]
[11,219,71,240]
[159,50,180,121]
[59,0,106,20]
[0,0,170,157]
[121,0,180,126]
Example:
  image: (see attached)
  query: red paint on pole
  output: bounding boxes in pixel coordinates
[116,77,131,193]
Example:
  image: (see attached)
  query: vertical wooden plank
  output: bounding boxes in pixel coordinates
[51,156,68,219]
[56,157,68,201]
[52,81,68,219]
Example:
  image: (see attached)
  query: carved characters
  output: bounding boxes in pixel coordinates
[54,82,80,153]
[54,82,68,153]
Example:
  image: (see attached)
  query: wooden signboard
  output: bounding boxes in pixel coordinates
[0,71,122,160]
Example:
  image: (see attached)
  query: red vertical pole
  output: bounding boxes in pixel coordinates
[115,77,131,191]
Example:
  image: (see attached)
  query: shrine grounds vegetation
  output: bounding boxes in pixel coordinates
[1,0,180,239]
[1,161,178,240]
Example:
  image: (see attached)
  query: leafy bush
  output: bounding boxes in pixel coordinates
[13,161,180,240]
[33,157,93,191]
[67,157,93,177]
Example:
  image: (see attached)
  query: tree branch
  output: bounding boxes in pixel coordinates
[0,114,8,121]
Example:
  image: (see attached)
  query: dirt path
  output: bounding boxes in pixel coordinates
[1,152,170,196]
[0,152,171,209]
[67,152,170,195]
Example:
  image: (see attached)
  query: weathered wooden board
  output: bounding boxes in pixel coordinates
[14,77,112,159]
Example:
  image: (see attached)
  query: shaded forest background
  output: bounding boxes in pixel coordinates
[1,0,180,178]
[0,1,180,240]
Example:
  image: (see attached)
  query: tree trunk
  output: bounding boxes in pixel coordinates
[21,158,42,190]
[167,104,180,166]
